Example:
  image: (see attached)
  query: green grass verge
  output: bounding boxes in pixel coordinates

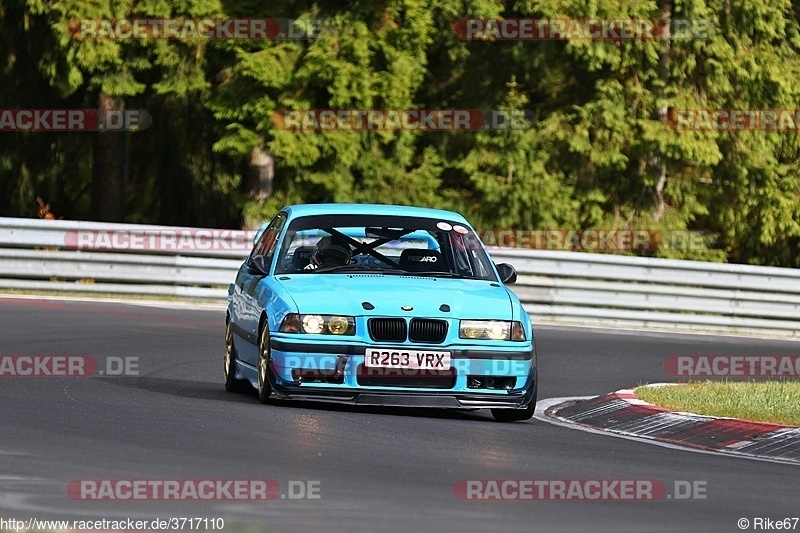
[635,380,800,426]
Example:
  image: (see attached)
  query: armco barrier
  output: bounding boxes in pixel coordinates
[1,217,798,337]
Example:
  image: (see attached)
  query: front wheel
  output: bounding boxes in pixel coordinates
[257,325,273,404]
[224,321,248,393]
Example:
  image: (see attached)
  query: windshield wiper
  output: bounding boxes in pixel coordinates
[314,265,408,275]
[408,271,475,279]
[313,266,476,278]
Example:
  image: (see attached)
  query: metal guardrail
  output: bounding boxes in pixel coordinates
[1,217,799,337]
[496,249,800,337]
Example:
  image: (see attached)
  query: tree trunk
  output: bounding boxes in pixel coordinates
[652,0,672,222]
[248,145,274,200]
[91,91,125,221]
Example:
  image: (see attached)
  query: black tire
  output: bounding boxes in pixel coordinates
[257,324,273,404]
[491,379,537,422]
[224,321,248,393]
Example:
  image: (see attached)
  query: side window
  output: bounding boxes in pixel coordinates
[449,233,472,275]
[448,231,494,280]
[251,213,287,264]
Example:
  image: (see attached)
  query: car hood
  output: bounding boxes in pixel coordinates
[276,274,513,320]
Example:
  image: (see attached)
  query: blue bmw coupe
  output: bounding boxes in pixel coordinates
[225,204,537,421]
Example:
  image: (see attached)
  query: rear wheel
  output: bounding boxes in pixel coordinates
[491,378,537,422]
[224,321,248,393]
[257,325,273,404]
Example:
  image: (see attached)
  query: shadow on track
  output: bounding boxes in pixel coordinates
[101,375,518,423]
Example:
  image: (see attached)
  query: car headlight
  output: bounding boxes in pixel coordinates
[459,320,526,341]
[279,314,355,335]
[302,315,325,334]
[327,316,351,335]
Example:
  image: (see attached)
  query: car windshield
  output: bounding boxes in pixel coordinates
[274,214,497,281]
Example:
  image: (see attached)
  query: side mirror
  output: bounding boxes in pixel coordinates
[494,263,517,285]
[247,255,270,276]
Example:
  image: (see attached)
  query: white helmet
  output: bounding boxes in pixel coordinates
[312,235,352,268]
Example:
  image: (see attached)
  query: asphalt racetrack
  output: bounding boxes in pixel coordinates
[0,297,798,532]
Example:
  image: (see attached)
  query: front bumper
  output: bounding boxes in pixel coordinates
[266,336,537,409]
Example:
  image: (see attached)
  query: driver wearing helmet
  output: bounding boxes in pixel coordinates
[305,235,352,270]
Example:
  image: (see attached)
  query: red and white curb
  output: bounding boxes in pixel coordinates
[534,386,800,466]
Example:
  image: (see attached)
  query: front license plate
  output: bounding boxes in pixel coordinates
[365,349,451,370]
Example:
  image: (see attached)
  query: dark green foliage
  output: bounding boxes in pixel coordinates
[1,0,799,265]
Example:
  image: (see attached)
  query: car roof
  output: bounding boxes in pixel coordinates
[281,203,470,224]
